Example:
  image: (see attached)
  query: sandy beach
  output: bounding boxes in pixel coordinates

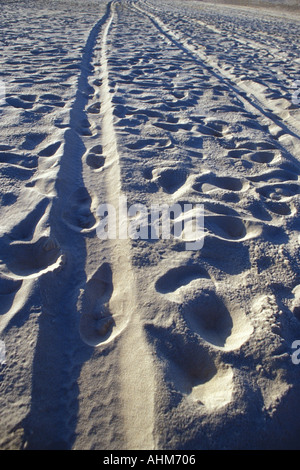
[0,0,300,450]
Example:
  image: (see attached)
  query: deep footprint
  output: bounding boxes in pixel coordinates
[0,152,37,169]
[38,141,62,157]
[62,187,98,233]
[144,322,234,409]
[205,215,247,240]
[193,173,246,193]
[85,145,105,170]
[151,167,188,194]
[257,183,299,201]
[0,236,64,279]
[79,263,114,346]
[250,151,275,164]
[155,265,210,294]
[181,289,233,347]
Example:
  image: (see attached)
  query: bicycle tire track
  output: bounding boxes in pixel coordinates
[74,1,156,449]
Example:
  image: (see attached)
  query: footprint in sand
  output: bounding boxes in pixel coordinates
[116,117,145,129]
[193,173,248,194]
[87,102,100,114]
[22,133,47,151]
[204,201,240,217]
[0,152,37,169]
[226,149,251,159]
[191,116,230,135]
[78,263,115,346]
[150,167,188,194]
[85,145,105,170]
[205,215,247,241]
[38,141,62,157]
[247,168,298,184]
[40,93,65,108]
[8,198,50,242]
[180,288,253,349]
[155,265,210,295]
[0,235,65,280]
[77,118,96,137]
[62,187,98,233]
[152,120,192,133]
[249,174,299,217]
[145,321,235,409]
[256,182,299,201]
[241,142,278,151]
[249,151,278,164]
[155,264,253,350]
[6,95,38,110]
[198,120,230,138]
[126,137,173,151]
[264,200,293,216]
[207,214,262,242]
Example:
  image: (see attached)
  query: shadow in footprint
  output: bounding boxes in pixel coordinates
[205,202,240,217]
[9,198,49,241]
[0,236,64,280]
[155,265,210,294]
[250,151,275,164]
[85,145,105,170]
[79,263,114,346]
[181,289,233,348]
[144,322,233,409]
[205,215,247,240]
[87,102,100,114]
[38,142,62,157]
[62,187,97,233]
[126,137,172,151]
[257,183,299,201]
[0,152,37,169]
[6,96,34,110]
[86,154,105,170]
[265,201,291,216]
[144,322,214,384]
[193,174,246,194]
[152,167,188,194]
[247,169,298,183]
[0,273,22,315]
[22,133,47,151]
[0,273,22,295]
[226,149,250,159]
[199,234,251,275]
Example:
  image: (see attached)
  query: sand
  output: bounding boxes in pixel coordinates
[0,0,300,450]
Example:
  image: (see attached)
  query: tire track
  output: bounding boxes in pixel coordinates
[75,1,156,449]
[100,2,155,448]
